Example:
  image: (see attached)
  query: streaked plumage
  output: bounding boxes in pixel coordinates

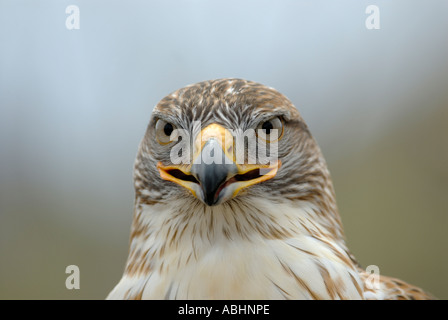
[107,78,434,300]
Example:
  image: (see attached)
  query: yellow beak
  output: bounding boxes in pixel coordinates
[157,123,281,205]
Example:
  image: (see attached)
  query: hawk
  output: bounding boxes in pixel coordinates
[107,78,434,300]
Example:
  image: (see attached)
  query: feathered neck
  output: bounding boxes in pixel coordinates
[106,194,364,300]
[124,193,351,275]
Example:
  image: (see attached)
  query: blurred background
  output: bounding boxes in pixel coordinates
[0,0,447,299]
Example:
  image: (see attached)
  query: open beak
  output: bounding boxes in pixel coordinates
[157,124,281,206]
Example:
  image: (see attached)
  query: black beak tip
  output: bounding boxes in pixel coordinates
[204,197,217,206]
[203,186,222,206]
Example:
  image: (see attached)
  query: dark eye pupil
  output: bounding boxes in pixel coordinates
[163,123,174,136]
[262,121,273,135]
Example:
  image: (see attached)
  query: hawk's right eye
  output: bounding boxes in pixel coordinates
[155,119,177,145]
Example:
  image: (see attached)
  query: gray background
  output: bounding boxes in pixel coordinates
[0,0,447,299]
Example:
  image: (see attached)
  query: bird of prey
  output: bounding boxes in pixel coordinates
[107,78,434,300]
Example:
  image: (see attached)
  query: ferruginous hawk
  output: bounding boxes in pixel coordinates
[107,78,434,300]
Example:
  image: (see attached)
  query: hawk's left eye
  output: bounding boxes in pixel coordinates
[155,119,177,145]
[256,117,284,142]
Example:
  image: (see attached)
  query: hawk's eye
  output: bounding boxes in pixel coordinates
[155,119,177,145]
[163,123,174,136]
[256,117,284,142]
[262,121,274,135]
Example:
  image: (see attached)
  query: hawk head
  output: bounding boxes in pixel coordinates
[135,79,336,215]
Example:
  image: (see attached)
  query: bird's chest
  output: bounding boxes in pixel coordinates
[139,237,363,300]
